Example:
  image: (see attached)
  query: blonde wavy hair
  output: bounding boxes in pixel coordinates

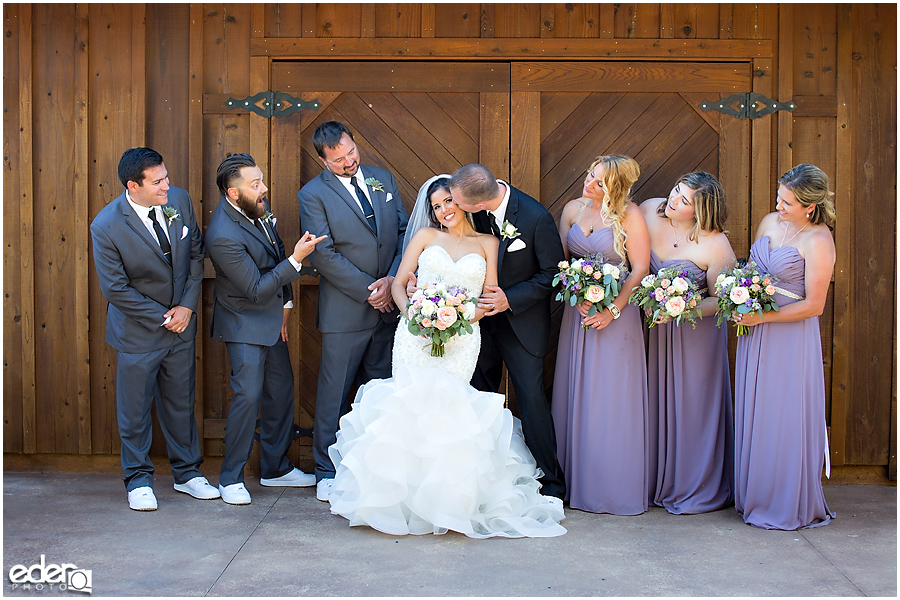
[586,155,641,263]
[779,164,836,229]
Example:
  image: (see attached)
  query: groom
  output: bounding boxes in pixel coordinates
[449,164,567,511]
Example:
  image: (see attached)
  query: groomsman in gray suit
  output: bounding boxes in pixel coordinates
[206,153,325,505]
[298,121,408,501]
[91,147,218,511]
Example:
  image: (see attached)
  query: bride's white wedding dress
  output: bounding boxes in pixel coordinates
[327,245,566,538]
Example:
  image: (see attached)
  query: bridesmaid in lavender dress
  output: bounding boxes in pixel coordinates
[551,155,650,515]
[640,173,736,514]
[733,164,837,529]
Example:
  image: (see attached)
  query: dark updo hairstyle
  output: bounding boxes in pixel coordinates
[779,164,836,229]
[425,177,452,227]
[656,171,728,242]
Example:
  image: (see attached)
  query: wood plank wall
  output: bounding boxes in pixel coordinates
[3,3,895,479]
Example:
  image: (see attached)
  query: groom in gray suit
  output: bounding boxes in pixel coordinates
[91,147,218,511]
[298,121,408,501]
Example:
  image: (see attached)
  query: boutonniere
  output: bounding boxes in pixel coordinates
[500,220,520,241]
[261,211,275,225]
[364,177,384,193]
[161,206,180,227]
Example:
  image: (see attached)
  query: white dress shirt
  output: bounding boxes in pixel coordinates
[335,168,373,213]
[126,192,170,244]
[225,197,299,308]
[488,180,512,229]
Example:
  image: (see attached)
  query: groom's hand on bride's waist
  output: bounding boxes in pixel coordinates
[478,285,509,316]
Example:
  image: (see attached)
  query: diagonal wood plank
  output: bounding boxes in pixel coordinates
[632,125,719,202]
[428,92,480,145]
[679,91,721,133]
[540,91,590,142]
[541,92,627,178]
[393,92,478,167]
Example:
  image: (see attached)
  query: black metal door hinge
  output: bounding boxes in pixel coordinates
[226,91,320,118]
[700,93,795,120]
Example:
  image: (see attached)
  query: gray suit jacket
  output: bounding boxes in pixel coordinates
[206,198,301,347]
[298,165,408,334]
[91,187,204,353]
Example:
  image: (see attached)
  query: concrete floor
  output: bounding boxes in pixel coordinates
[2,472,896,597]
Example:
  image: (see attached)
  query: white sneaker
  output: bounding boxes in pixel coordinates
[127,486,158,511]
[260,467,316,487]
[174,476,221,499]
[316,478,334,502]
[219,483,252,505]
[541,495,566,519]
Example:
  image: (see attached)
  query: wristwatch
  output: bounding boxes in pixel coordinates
[608,304,621,320]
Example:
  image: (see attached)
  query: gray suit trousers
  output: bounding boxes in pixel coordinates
[220,339,295,486]
[313,319,395,480]
[116,337,203,491]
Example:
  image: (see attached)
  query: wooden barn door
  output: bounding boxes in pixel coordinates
[507,62,753,399]
[267,62,511,461]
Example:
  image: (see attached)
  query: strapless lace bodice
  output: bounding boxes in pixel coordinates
[392,245,486,382]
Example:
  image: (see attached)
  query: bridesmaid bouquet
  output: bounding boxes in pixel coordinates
[628,267,703,328]
[714,261,780,336]
[405,283,477,357]
[553,254,623,329]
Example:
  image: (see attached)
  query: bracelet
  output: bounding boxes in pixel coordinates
[607,304,621,320]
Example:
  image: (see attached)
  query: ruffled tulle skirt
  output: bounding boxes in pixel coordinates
[328,364,566,538]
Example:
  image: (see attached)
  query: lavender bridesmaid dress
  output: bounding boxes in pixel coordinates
[648,252,734,514]
[551,225,649,515]
[734,236,835,529]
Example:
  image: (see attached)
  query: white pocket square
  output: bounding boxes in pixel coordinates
[507,238,527,252]
[385,193,393,202]
[180,226,189,240]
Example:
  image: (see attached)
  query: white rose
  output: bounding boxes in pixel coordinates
[672,277,689,293]
[571,260,583,271]
[665,296,686,316]
[641,274,657,288]
[462,302,476,321]
[721,276,735,288]
[602,264,621,279]
[504,223,516,236]
[420,299,437,317]
[729,286,750,305]
[715,273,726,286]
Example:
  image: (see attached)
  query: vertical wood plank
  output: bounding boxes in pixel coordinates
[846,3,895,464]
[750,59,774,237]
[251,2,264,37]
[777,4,793,177]
[18,3,35,453]
[719,4,733,39]
[480,91,509,182]
[540,3,555,38]
[249,56,270,195]
[74,3,91,454]
[793,4,837,97]
[719,111,751,259]
[189,3,205,444]
[317,4,361,37]
[435,3,481,38]
[301,4,316,37]
[375,4,423,37]
[480,3,495,38]
[359,4,375,37]
[511,91,540,200]
[421,4,435,38]
[4,3,25,453]
[131,4,146,145]
[494,4,541,38]
[660,4,675,39]
[599,4,615,39]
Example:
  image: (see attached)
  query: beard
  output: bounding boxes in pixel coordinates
[236,190,267,220]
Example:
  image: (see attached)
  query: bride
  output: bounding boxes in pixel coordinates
[326,175,566,538]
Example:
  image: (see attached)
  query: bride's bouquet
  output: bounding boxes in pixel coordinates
[553,253,623,329]
[628,266,703,328]
[714,261,780,336]
[405,283,477,357]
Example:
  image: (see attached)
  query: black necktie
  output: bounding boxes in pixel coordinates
[149,210,172,265]
[350,177,377,234]
[490,214,501,237]
[255,218,277,253]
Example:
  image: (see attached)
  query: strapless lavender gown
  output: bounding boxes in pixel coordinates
[734,236,835,529]
[551,226,649,515]
[648,251,734,514]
